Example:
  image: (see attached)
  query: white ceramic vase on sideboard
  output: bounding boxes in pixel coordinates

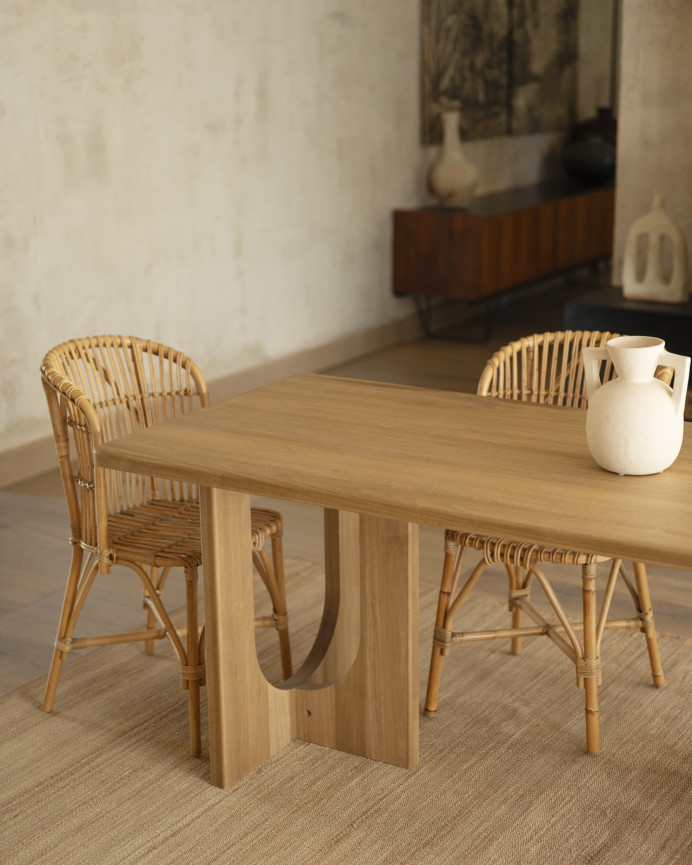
[428,109,478,208]
[622,195,688,303]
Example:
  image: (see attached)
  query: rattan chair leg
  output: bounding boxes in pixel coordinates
[185,565,202,757]
[424,546,458,718]
[582,563,601,755]
[43,649,68,713]
[43,547,94,712]
[198,623,205,680]
[144,606,157,655]
[253,545,293,680]
[270,535,293,680]
[143,566,173,655]
[632,562,665,687]
[144,566,160,656]
[424,646,445,718]
[508,564,528,655]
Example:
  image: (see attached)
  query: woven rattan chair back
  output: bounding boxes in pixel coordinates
[40,336,292,757]
[424,330,666,755]
[41,335,209,550]
[477,330,619,406]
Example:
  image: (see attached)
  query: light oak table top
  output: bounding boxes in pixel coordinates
[96,373,692,572]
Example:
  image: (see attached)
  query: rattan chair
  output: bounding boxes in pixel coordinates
[424,330,667,753]
[40,335,293,756]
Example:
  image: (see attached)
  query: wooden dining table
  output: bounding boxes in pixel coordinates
[95,373,692,788]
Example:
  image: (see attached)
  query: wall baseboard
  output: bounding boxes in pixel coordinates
[1,313,420,489]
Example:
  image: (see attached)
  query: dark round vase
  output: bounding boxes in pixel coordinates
[562,138,616,183]
[563,107,617,184]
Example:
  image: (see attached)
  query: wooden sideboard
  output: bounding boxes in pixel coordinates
[393,180,614,302]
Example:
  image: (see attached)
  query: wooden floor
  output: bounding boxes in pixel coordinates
[3,280,692,700]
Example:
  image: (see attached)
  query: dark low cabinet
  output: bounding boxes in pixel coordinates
[393,181,615,302]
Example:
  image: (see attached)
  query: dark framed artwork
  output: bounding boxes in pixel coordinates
[421,0,578,145]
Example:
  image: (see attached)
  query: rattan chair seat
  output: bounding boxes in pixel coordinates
[449,532,609,568]
[106,501,282,569]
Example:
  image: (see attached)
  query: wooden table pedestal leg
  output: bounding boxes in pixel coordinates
[201,487,295,789]
[201,490,420,788]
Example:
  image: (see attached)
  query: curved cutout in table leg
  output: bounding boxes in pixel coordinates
[278,508,361,690]
[200,487,419,790]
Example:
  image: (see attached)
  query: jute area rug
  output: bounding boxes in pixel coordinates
[2,558,691,865]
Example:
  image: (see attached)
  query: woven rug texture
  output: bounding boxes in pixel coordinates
[1,557,691,865]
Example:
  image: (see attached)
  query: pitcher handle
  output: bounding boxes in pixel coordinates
[659,350,691,417]
[583,346,610,400]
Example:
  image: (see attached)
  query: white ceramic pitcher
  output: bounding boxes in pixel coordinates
[583,336,690,475]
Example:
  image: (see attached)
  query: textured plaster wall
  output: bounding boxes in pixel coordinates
[1,0,565,454]
[613,0,692,286]
[1,0,424,449]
